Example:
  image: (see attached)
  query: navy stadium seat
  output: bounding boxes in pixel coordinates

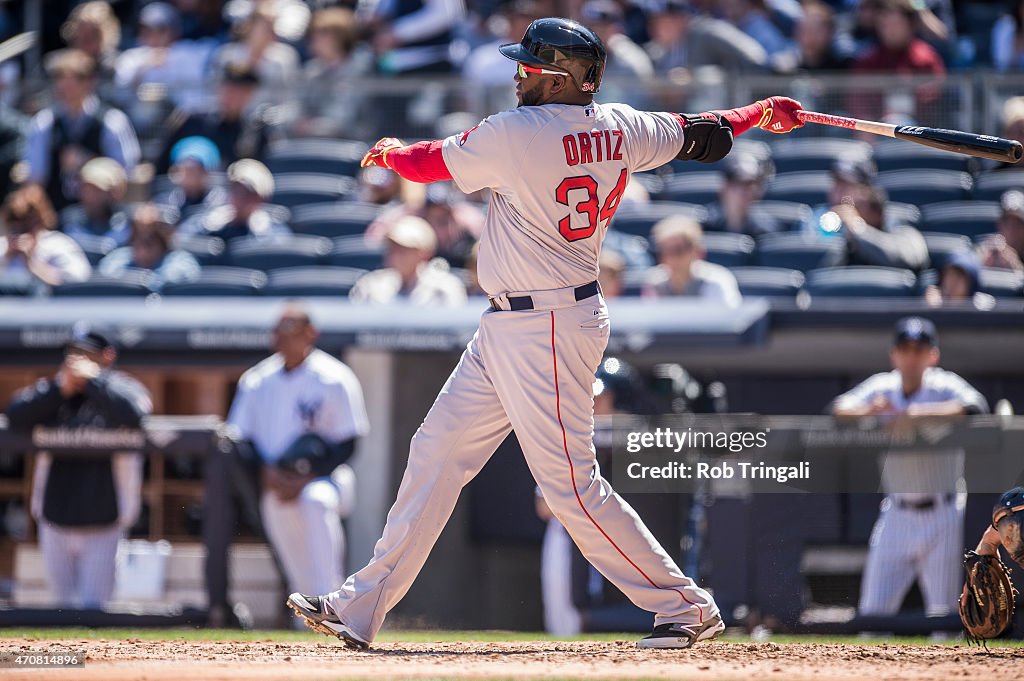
[769,138,872,174]
[764,172,832,206]
[265,266,367,297]
[702,232,755,268]
[226,235,332,270]
[730,266,805,298]
[754,232,844,271]
[290,202,382,237]
[877,170,973,205]
[972,171,1024,202]
[920,232,973,269]
[805,266,917,297]
[886,202,922,227]
[608,202,705,238]
[72,233,117,266]
[53,271,157,297]
[174,234,226,266]
[265,138,368,177]
[748,201,812,232]
[978,268,1024,297]
[329,235,386,270]
[874,139,974,172]
[919,201,1001,239]
[655,173,723,205]
[161,267,267,296]
[271,173,356,208]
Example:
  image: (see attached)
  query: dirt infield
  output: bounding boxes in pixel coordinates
[3,637,1023,681]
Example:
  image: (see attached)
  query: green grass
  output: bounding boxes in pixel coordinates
[0,628,1022,647]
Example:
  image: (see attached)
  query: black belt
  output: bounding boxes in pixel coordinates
[897,493,955,511]
[490,280,600,312]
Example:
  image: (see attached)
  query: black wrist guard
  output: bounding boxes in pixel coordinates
[675,113,734,163]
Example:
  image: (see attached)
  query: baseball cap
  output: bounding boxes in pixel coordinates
[831,157,876,185]
[723,153,767,183]
[892,316,938,347]
[80,157,127,193]
[942,250,980,293]
[67,321,114,353]
[994,487,1024,525]
[227,159,274,200]
[139,2,181,31]
[221,61,261,86]
[581,0,623,23]
[385,215,437,252]
[647,0,696,15]
[1000,189,1024,221]
[171,136,221,171]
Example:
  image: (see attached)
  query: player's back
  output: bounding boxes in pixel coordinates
[442,101,685,295]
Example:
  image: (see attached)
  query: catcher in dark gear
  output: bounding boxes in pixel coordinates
[959,487,1024,642]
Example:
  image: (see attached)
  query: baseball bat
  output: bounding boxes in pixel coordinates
[794,110,1024,164]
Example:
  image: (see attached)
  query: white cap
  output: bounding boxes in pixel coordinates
[385,215,437,252]
[227,159,274,200]
[80,157,127,193]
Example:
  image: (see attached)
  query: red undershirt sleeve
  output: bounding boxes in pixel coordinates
[386,140,453,183]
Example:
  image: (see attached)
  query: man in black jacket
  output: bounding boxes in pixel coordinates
[4,323,151,609]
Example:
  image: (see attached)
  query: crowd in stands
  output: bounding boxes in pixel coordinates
[0,0,1022,304]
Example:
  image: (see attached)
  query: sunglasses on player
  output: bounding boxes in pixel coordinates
[517,62,566,79]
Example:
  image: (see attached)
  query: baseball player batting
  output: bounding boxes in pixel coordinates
[288,17,804,649]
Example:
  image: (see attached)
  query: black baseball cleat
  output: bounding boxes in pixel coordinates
[636,612,725,649]
[287,593,370,650]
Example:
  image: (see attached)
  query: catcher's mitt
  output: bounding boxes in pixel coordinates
[960,550,1017,644]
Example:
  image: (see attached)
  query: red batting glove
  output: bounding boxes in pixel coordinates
[755,96,804,134]
[360,137,404,169]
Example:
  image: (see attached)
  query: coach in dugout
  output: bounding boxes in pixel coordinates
[4,323,150,609]
[227,302,368,606]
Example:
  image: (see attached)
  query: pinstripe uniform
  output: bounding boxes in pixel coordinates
[834,368,989,616]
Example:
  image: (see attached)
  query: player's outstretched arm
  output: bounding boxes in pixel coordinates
[674,96,803,164]
[361,137,454,184]
[716,96,804,136]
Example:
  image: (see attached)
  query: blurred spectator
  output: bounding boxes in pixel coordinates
[98,203,200,288]
[644,0,768,73]
[597,248,626,299]
[25,49,140,211]
[213,3,301,85]
[773,0,852,72]
[643,216,742,306]
[60,2,121,81]
[181,159,289,242]
[157,63,273,174]
[61,156,130,249]
[582,1,655,79]
[175,0,230,41]
[720,0,792,60]
[356,166,402,206]
[993,0,1024,73]
[990,96,1024,171]
[923,251,994,310]
[227,302,367,614]
[114,2,215,114]
[852,0,945,123]
[0,101,27,201]
[702,152,779,236]
[290,7,372,139]
[350,216,467,305]
[4,323,150,609]
[362,0,466,74]
[0,185,90,289]
[463,1,545,88]
[464,241,486,297]
[806,158,929,271]
[832,317,987,619]
[155,136,227,225]
[977,190,1024,273]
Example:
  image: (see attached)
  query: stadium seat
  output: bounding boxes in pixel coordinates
[754,232,844,271]
[655,173,723,204]
[667,139,771,174]
[730,266,805,298]
[72,233,117,266]
[764,171,832,206]
[877,170,973,205]
[329,235,386,270]
[608,201,705,238]
[270,173,357,208]
[919,201,1001,239]
[769,138,872,174]
[886,202,922,227]
[174,234,226,266]
[290,202,383,237]
[702,232,755,268]
[265,266,367,297]
[978,268,1024,297]
[748,201,813,232]
[804,266,918,297]
[621,268,649,297]
[265,138,368,177]
[920,232,973,269]
[53,271,157,297]
[161,267,267,296]
[226,235,332,270]
[874,139,974,172]
[972,170,1024,202]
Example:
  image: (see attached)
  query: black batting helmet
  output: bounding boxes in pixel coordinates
[499,17,606,94]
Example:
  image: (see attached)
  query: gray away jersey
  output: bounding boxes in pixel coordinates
[442,102,686,295]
